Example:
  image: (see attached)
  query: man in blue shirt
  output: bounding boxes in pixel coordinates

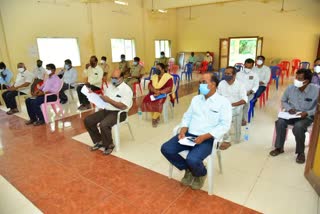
[161,73,232,190]
[0,62,13,89]
[270,69,319,164]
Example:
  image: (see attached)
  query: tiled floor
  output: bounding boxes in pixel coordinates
[0,72,318,213]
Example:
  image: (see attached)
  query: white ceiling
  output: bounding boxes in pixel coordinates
[144,0,247,10]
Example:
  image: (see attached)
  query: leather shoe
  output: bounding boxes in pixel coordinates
[33,121,45,126]
[25,120,35,125]
[269,148,284,156]
[296,153,305,164]
[103,144,115,155]
[90,143,103,151]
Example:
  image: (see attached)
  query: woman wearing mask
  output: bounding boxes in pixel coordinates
[141,63,175,127]
[311,58,320,88]
[0,62,13,90]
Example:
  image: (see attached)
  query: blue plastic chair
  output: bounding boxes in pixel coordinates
[270,66,280,90]
[299,61,310,69]
[234,63,244,73]
[143,67,156,89]
[171,74,180,104]
[218,68,225,80]
[248,99,255,123]
[181,63,193,81]
[207,63,213,72]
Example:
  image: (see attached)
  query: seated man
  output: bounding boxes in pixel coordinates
[312,57,320,88]
[124,57,144,90]
[30,59,46,94]
[2,63,34,115]
[119,54,130,78]
[161,73,232,190]
[156,51,169,70]
[218,66,247,150]
[84,69,133,155]
[270,69,318,164]
[100,56,110,76]
[0,61,13,90]
[59,59,78,104]
[25,64,62,126]
[252,55,271,106]
[77,56,104,110]
[236,58,259,126]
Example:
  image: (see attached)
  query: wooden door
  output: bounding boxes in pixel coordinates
[219,38,229,69]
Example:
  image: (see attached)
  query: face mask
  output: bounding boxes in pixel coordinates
[244,68,252,73]
[121,58,125,61]
[224,75,233,82]
[294,79,305,88]
[161,55,165,58]
[0,69,4,73]
[314,65,320,74]
[111,78,120,86]
[256,60,263,66]
[64,64,70,70]
[154,69,161,75]
[101,60,106,64]
[133,61,138,66]
[199,83,210,95]
[17,68,25,73]
[46,69,52,75]
[37,64,42,68]
[206,54,210,57]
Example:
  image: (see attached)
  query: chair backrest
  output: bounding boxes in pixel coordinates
[207,63,213,72]
[299,61,310,69]
[234,63,244,72]
[270,66,281,78]
[280,61,290,70]
[185,63,192,73]
[291,58,301,68]
[148,66,156,78]
[171,74,180,94]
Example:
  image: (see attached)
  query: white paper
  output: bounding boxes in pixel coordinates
[178,137,196,147]
[80,85,90,97]
[278,111,301,120]
[87,93,108,109]
[150,95,156,101]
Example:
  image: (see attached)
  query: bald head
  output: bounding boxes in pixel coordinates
[17,62,26,70]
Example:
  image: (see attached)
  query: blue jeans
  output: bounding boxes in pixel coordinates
[25,95,57,122]
[161,132,213,177]
[253,86,266,106]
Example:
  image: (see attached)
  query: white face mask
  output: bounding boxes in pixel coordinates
[46,69,52,75]
[64,64,70,70]
[294,79,305,88]
[0,69,4,73]
[206,54,210,57]
[244,68,252,73]
[100,60,106,64]
[17,68,25,73]
[314,65,320,74]
[133,61,138,66]
[256,60,263,66]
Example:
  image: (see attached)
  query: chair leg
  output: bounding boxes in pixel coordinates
[126,122,134,141]
[143,80,146,89]
[139,84,143,96]
[217,150,222,174]
[168,164,173,179]
[41,104,49,124]
[113,125,120,152]
[207,155,214,195]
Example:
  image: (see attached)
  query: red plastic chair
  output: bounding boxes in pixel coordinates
[291,59,301,75]
[259,75,272,108]
[276,64,285,85]
[279,61,290,78]
[133,81,143,97]
[199,61,209,73]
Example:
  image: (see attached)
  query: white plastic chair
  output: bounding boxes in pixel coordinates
[168,125,223,195]
[112,109,134,152]
[162,94,174,123]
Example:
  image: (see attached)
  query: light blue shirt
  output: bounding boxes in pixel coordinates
[181,93,232,140]
[63,67,78,85]
[0,68,13,85]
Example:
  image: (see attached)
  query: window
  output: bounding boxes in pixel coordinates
[36,38,81,68]
[111,39,136,62]
[228,37,258,66]
[155,40,171,58]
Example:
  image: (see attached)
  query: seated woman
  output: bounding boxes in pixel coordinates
[141,63,174,127]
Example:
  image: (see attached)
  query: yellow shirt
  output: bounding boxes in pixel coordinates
[83,65,104,87]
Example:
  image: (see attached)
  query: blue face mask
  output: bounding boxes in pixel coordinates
[199,83,210,95]
[223,75,233,82]
[111,78,119,86]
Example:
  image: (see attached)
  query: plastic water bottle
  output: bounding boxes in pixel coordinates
[138,107,142,120]
[244,126,249,141]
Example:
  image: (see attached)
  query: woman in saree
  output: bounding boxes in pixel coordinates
[141,63,175,127]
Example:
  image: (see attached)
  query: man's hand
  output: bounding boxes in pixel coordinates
[85,64,90,69]
[259,81,264,85]
[8,86,16,91]
[194,135,206,144]
[154,90,160,96]
[101,95,112,103]
[178,127,188,140]
[297,111,308,119]
[288,109,297,114]
[247,90,253,96]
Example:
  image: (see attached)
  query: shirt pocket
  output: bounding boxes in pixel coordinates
[303,98,314,110]
[206,107,220,123]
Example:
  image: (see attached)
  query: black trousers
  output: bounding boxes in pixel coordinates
[2,90,26,109]
[59,83,74,102]
[84,109,126,148]
[275,117,314,154]
[76,84,101,105]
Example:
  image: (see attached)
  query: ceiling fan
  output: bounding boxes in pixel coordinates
[186,6,199,21]
[275,0,298,13]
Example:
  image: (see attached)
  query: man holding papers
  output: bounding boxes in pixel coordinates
[84,69,133,155]
[270,69,319,164]
[161,73,232,190]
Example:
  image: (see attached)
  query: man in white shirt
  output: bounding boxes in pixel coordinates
[30,60,46,94]
[161,73,232,190]
[218,66,247,150]
[59,59,78,104]
[2,62,34,115]
[84,69,133,155]
[100,56,110,76]
[77,56,104,110]
[236,58,259,126]
[252,55,271,106]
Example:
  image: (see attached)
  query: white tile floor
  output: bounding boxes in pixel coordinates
[0,176,42,214]
[72,75,319,214]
